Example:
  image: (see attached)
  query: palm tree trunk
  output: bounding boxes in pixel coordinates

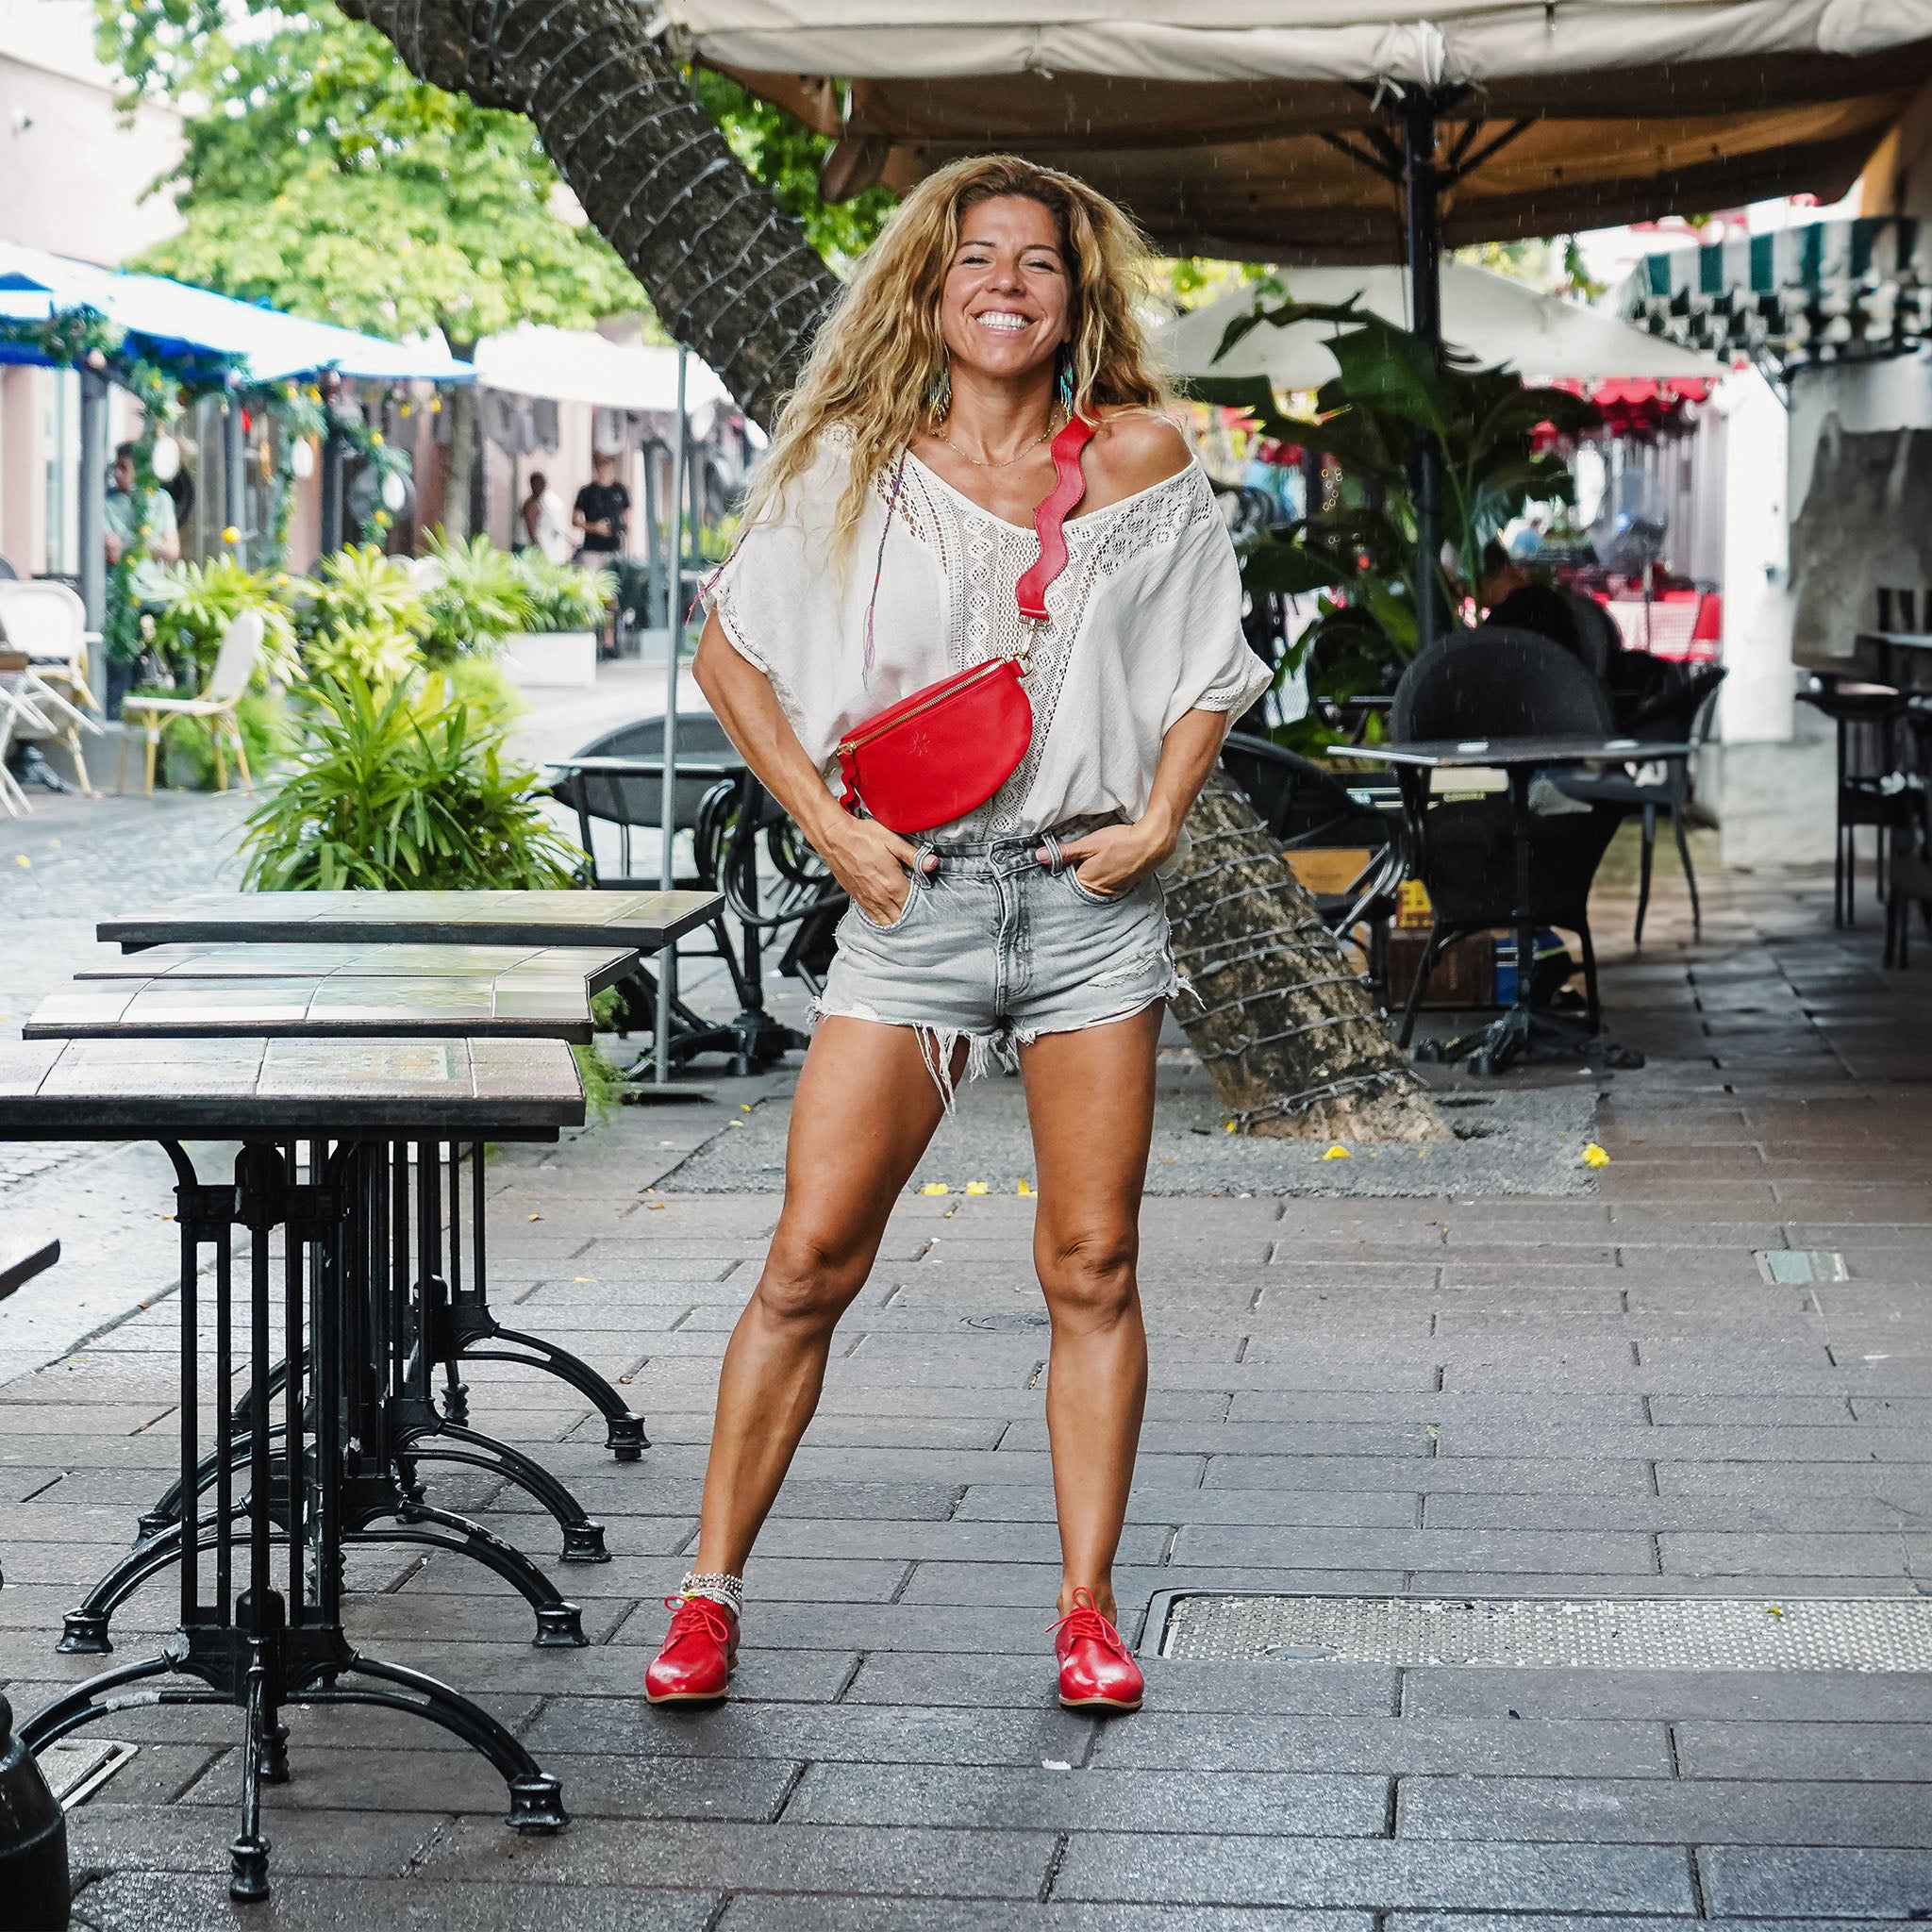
[1170,771,1447,1140]
[342,0,1448,1141]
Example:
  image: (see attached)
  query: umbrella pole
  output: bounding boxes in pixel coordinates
[77,363,108,640]
[654,345,688,1087]
[1402,95,1445,648]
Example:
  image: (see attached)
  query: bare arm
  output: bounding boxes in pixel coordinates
[1048,705,1232,896]
[691,610,925,925]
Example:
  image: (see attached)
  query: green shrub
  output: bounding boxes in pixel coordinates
[419,529,535,663]
[297,544,428,687]
[240,670,584,891]
[513,552,614,634]
[440,652,525,724]
[149,557,304,690]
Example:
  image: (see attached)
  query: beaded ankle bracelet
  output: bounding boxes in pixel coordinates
[678,1571,743,1615]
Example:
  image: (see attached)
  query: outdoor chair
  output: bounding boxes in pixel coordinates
[1222,731,1404,994]
[549,710,826,1073]
[1389,627,1624,1044]
[0,651,58,817]
[1556,663,1727,943]
[0,581,105,794]
[1796,671,1915,927]
[118,608,262,796]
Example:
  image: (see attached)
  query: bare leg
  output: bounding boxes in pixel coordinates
[1018,1002,1163,1624]
[691,1017,958,1578]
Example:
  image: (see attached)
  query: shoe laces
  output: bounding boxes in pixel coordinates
[661,1592,736,1647]
[1047,1586,1132,1661]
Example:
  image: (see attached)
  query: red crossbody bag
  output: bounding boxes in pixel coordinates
[835,416,1095,835]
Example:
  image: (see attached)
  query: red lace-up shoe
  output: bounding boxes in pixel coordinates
[1049,1587,1143,1712]
[644,1593,739,1706]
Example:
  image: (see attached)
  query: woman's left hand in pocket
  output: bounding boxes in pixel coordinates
[1041,814,1175,898]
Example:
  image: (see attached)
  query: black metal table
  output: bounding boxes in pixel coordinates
[95,899,718,1462]
[1853,629,1932,691]
[1332,736,1690,1074]
[0,1034,582,1902]
[25,952,637,1653]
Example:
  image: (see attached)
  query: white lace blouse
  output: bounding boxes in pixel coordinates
[704,437,1274,841]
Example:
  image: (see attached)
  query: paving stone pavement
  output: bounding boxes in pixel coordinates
[3,835,1931,1926]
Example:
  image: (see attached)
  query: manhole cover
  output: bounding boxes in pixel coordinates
[1149,1593,1932,1671]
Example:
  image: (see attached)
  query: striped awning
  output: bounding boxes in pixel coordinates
[1619,215,1932,375]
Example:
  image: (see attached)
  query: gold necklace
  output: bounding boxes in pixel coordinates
[934,413,1058,470]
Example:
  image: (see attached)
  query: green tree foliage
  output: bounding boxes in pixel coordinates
[97,0,646,337]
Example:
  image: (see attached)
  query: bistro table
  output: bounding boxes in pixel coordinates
[0,1033,582,1902]
[1332,735,1691,1074]
[1853,629,1932,691]
[95,895,720,1464]
[25,949,639,1656]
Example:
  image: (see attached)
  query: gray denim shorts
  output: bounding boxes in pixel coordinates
[814,818,1189,1106]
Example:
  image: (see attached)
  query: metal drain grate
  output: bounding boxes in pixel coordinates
[1150,1593,1932,1672]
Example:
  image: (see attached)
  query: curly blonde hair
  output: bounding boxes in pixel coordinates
[743,156,1169,557]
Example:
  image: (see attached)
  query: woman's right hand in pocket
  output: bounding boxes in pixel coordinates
[822,817,927,926]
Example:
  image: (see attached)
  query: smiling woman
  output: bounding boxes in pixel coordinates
[652,155,1273,1723]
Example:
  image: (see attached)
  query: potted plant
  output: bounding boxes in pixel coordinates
[501,553,616,689]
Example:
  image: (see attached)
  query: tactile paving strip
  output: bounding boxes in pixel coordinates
[1153,1593,1932,1672]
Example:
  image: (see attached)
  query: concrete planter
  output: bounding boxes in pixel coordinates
[503,629,598,690]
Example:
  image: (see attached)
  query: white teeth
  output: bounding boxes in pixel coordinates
[974,313,1029,332]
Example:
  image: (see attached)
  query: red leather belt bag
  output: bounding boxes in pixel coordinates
[836,415,1094,835]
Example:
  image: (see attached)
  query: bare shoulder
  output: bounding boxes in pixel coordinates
[1084,406,1193,503]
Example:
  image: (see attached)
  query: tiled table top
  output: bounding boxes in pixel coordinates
[73,942,636,986]
[0,1036,583,1137]
[99,889,721,952]
[32,947,637,1043]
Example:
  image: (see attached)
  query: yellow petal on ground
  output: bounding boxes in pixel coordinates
[1224,1120,1238,1134]
[527,1213,541,1222]
[919,1182,949,1196]
[1582,1142,1610,1167]
[1323,1144,1352,1160]
[1017,1178,1034,1195]
[740,1103,753,1112]
[13,856,28,868]
[965,1181,989,1195]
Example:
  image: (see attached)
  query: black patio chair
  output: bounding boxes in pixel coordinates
[1389,627,1624,1045]
[1796,672,1914,928]
[1557,663,1727,944]
[1221,732,1405,996]
[1486,585,1611,681]
[547,712,822,1072]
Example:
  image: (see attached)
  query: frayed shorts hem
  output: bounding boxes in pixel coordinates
[808,971,1192,1113]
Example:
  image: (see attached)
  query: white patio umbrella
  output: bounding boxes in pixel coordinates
[1160,262,1727,391]
[658,3,1932,260]
[661,0,1932,637]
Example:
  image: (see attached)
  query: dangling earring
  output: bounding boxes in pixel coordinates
[1056,352,1075,415]
[926,357,952,424]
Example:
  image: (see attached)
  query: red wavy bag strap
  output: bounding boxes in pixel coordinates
[1014,415,1095,624]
